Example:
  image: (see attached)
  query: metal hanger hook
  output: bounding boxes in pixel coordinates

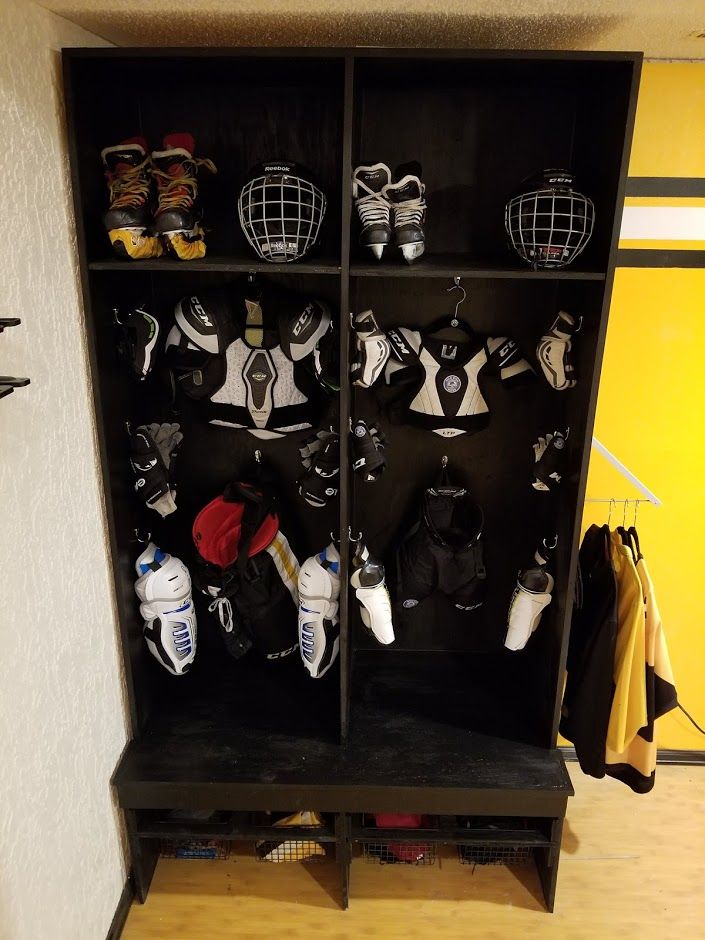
[348,526,362,543]
[622,498,629,528]
[607,497,616,528]
[446,275,467,326]
[633,499,640,530]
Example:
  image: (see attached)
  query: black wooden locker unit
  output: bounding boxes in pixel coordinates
[62,47,641,912]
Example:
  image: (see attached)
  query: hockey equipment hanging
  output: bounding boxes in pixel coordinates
[505,540,556,651]
[298,543,341,678]
[351,418,387,482]
[238,162,326,263]
[396,460,486,612]
[134,542,197,675]
[352,163,393,260]
[114,302,160,381]
[505,169,595,269]
[350,309,390,388]
[165,282,335,437]
[298,430,340,508]
[537,311,580,390]
[350,535,395,645]
[192,481,300,660]
[532,430,568,491]
[128,422,183,517]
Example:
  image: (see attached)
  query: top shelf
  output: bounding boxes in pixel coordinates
[88,255,342,275]
[88,253,606,281]
[350,254,607,280]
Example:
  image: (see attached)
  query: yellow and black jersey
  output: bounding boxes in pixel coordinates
[606,530,678,793]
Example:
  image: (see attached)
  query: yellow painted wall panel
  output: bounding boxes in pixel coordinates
[580,269,705,750]
[629,62,705,178]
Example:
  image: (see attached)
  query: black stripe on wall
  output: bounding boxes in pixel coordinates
[626,177,705,198]
[617,249,705,268]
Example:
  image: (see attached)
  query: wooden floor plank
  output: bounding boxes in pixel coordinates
[122,766,705,939]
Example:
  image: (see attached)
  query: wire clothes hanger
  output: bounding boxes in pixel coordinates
[446,276,466,328]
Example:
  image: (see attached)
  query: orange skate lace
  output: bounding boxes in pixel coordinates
[152,157,217,211]
[106,157,152,208]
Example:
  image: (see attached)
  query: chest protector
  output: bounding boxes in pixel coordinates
[384,320,533,437]
[166,284,332,438]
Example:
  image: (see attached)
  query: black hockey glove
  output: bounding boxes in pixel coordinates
[532,431,567,491]
[351,418,387,482]
[129,422,183,517]
[114,302,161,381]
[298,430,340,508]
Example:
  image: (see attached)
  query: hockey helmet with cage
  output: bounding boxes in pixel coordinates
[238,161,326,263]
[504,169,595,269]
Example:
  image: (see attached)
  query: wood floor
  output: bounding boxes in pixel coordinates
[122,765,704,939]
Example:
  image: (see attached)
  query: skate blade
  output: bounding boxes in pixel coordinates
[368,244,385,261]
[400,243,425,264]
[161,226,208,261]
[108,229,164,260]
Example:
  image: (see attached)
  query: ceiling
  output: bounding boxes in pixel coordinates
[37,0,705,58]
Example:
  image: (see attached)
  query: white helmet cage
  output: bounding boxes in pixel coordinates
[238,162,327,263]
[505,170,595,269]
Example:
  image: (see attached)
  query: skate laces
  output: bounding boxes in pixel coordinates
[106,158,151,208]
[153,157,217,211]
[355,190,391,228]
[394,193,426,227]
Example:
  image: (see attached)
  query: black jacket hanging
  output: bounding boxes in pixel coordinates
[560,524,618,777]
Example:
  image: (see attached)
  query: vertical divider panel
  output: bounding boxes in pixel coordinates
[61,54,145,735]
[338,54,355,741]
[548,57,643,744]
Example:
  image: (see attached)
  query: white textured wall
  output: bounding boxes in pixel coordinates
[0,3,128,939]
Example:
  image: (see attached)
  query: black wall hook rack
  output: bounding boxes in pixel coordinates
[1,316,30,397]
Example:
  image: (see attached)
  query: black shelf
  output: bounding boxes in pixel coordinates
[113,700,573,816]
[350,254,607,280]
[88,254,342,275]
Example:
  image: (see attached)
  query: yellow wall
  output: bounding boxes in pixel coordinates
[579,63,705,750]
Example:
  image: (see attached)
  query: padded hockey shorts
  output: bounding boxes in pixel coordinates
[396,487,486,612]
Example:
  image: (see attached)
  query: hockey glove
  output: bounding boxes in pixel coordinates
[129,422,183,516]
[351,418,387,482]
[532,430,567,491]
[536,311,579,390]
[115,302,160,381]
[350,309,390,388]
[298,430,340,508]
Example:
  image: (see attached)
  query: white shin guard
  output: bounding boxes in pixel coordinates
[505,569,554,651]
[350,545,395,646]
[298,544,341,678]
[134,543,197,675]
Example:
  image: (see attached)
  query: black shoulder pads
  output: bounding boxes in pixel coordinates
[174,289,235,355]
[279,298,332,362]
